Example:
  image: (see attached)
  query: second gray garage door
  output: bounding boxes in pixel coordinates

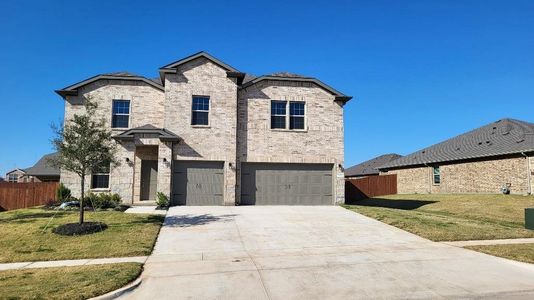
[240,163,333,205]
[172,161,224,206]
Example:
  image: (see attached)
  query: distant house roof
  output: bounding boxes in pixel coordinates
[5,168,26,176]
[113,124,181,142]
[345,154,402,177]
[240,72,352,103]
[379,118,534,170]
[24,153,60,177]
[55,72,164,98]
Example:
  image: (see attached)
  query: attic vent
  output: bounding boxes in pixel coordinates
[501,124,513,135]
[456,147,461,151]
[422,150,426,154]
[478,142,483,145]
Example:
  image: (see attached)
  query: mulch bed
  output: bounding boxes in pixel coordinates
[52,222,108,236]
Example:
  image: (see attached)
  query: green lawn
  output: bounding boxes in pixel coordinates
[0,208,164,263]
[344,194,534,241]
[0,263,142,300]
[465,243,534,264]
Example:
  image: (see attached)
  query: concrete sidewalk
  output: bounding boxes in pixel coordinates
[120,206,534,300]
[443,238,534,247]
[0,256,148,271]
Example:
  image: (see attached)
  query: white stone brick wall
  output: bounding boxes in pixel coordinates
[60,80,164,202]
[163,57,238,205]
[237,80,346,204]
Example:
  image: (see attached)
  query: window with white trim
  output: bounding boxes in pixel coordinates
[433,166,441,185]
[91,163,110,189]
[7,173,18,182]
[191,96,210,125]
[270,100,306,130]
[112,100,130,128]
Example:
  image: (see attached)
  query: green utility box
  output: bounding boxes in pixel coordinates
[526,208,534,230]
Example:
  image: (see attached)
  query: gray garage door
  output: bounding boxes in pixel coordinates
[172,161,224,206]
[240,163,333,205]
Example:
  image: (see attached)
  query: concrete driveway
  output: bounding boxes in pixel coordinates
[121,206,534,299]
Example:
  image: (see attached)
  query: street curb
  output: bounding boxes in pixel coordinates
[90,277,143,300]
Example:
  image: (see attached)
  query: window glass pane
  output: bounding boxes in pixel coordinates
[192,97,209,111]
[271,116,286,129]
[112,115,129,128]
[112,100,130,114]
[271,101,286,115]
[290,102,305,116]
[290,116,305,129]
[192,111,209,125]
[91,174,109,189]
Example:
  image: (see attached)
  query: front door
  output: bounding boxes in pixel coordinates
[141,160,158,201]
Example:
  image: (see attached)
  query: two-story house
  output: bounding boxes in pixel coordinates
[56,52,352,206]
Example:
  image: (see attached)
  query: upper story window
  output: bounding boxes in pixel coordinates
[191,96,210,126]
[432,166,441,185]
[289,102,305,130]
[271,101,287,129]
[7,173,19,182]
[112,100,130,128]
[271,100,306,130]
[91,163,110,189]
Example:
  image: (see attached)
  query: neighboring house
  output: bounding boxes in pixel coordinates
[24,152,61,182]
[379,119,534,195]
[5,168,26,183]
[0,176,4,182]
[345,154,401,178]
[3,153,60,183]
[55,51,352,205]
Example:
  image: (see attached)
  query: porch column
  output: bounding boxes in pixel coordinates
[157,140,173,200]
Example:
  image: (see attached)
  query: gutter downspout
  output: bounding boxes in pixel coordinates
[521,152,532,195]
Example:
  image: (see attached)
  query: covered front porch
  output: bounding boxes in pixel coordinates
[113,125,179,205]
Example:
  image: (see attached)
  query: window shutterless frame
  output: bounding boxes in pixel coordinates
[432,166,441,185]
[270,100,306,130]
[191,96,210,126]
[111,100,131,129]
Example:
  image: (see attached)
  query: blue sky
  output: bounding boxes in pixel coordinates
[1,0,533,175]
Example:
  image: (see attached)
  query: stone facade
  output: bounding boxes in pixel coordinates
[164,58,238,205]
[59,53,348,205]
[384,155,533,195]
[61,80,165,202]
[237,80,345,204]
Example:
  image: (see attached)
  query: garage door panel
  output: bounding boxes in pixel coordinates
[240,163,333,205]
[172,161,224,206]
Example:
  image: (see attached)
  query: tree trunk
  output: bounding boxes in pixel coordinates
[80,174,85,224]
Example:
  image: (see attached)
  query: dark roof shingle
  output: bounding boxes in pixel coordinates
[345,154,402,177]
[379,118,534,170]
[24,152,60,177]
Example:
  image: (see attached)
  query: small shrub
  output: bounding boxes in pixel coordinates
[56,183,72,202]
[156,192,169,208]
[86,193,122,209]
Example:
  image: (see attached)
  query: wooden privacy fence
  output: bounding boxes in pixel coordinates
[0,182,58,211]
[345,174,397,203]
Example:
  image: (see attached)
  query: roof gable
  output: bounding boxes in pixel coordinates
[159,51,244,85]
[240,74,352,102]
[380,119,534,170]
[113,125,181,142]
[55,72,164,99]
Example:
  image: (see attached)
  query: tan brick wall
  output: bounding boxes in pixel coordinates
[387,167,431,194]
[386,156,532,195]
[163,57,238,205]
[237,80,345,204]
[61,80,164,202]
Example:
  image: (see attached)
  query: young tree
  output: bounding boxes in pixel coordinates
[50,98,120,224]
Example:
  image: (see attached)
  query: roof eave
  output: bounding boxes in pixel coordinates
[241,76,352,102]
